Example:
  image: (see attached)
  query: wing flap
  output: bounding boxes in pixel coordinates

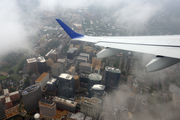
[95,42,180,59]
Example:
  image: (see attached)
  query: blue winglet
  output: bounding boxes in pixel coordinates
[56,19,84,39]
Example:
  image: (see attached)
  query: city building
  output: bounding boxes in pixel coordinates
[0,89,20,109]
[53,96,77,113]
[39,98,57,118]
[37,56,47,74]
[79,62,92,73]
[51,63,63,77]
[67,50,75,60]
[0,99,6,119]
[79,53,90,61]
[57,58,66,70]
[35,72,49,91]
[172,92,180,108]
[88,73,102,91]
[94,65,100,74]
[46,58,54,67]
[79,73,89,83]
[27,58,37,72]
[76,56,87,66]
[58,73,76,100]
[74,75,80,90]
[68,66,76,76]
[45,49,58,62]
[80,97,102,120]
[92,57,101,68]
[90,84,106,98]
[69,47,78,55]
[47,78,57,92]
[22,83,42,113]
[104,66,121,88]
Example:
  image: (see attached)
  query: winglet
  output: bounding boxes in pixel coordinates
[56,19,84,39]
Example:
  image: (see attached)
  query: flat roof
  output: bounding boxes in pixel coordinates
[105,66,121,73]
[37,56,46,62]
[36,72,49,82]
[81,97,102,105]
[89,73,102,81]
[53,96,77,107]
[27,58,37,63]
[92,84,105,90]
[5,97,11,103]
[94,66,100,70]
[47,78,57,84]
[59,73,73,80]
[57,59,66,63]
[77,56,87,60]
[4,89,9,95]
[22,83,40,95]
[9,91,19,96]
[80,53,89,56]
[45,49,54,57]
[39,98,55,107]
[80,62,92,67]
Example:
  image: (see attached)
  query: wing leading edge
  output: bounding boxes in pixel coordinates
[56,19,180,72]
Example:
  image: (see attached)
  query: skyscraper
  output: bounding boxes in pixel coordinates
[58,73,76,100]
[104,66,121,88]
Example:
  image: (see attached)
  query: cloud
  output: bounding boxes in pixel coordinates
[0,0,33,59]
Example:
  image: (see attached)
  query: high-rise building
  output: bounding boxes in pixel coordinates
[58,73,76,100]
[76,56,87,66]
[51,63,63,77]
[92,57,101,68]
[79,63,92,73]
[37,56,47,74]
[94,65,100,74]
[22,83,42,113]
[104,66,121,88]
[47,78,57,92]
[0,99,6,119]
[68,66,76,76]
[53,96,77,113]
[57,58,66,70]
[88,73,102,91]
[67,50,75,60]
[80,97,102,120]
[39,98,57,118]
[90,84,106,98]
[35,72,49,91]
[45,49,58,62]
[46,58,54,67]
[74,75,80,91]
[79,53,90,61]
[27,58,37,72]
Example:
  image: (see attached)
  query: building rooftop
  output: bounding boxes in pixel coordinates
[22,83,40,95]
[37,56,46,63]
[105,66,121,73]
[80,62,92,67]
[5,105,20,119]
[77,56,87,60]
[59,73,73,80]
[53,96,77,107]
[27,58,37,63]
[57,58,66,63]
[51,63,61,68]
[36,72,49,82]
[47,78,57,84]
[39,98,55,107]
[81,97,102,105]
[94,66,100,70]
[4,89,9,95]
[5,97,11,103]
[9,91,19,96]
[74,75,79,80]
[80,53,89,56]
[89,73,102,81]
[92,84,105,90]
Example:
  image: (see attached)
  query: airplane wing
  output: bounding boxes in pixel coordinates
[56,19,180,72]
